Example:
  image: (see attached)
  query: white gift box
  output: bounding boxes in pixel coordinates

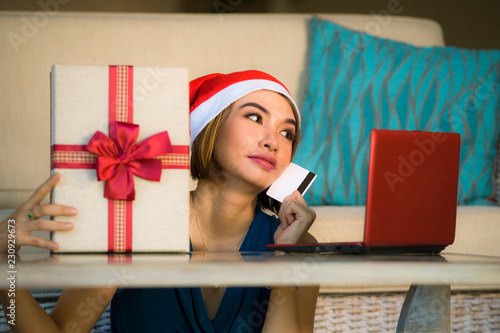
[50,64,190,253]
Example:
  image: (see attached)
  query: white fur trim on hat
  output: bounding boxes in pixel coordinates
[190,79,299,144]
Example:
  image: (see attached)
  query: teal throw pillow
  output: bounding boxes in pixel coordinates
[294,17,500,206]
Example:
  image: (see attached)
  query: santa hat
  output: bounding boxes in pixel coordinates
[189,70,300,144]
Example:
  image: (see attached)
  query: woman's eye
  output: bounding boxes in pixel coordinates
[280,130,295,141]
[246,113,262,123]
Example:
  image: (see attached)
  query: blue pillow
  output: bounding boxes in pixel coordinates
[295,17,500,206]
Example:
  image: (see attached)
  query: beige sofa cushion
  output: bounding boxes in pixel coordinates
[310,205,500,292]
[309,205,500,257]
[0,12,445,209]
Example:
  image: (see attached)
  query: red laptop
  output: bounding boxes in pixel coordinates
[267,129,461,254]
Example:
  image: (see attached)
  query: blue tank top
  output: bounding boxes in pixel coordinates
[110,207,280,333]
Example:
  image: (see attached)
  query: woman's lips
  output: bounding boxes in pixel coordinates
[248,155,277,171]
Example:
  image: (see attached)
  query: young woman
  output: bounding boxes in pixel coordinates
[0,70,319,332]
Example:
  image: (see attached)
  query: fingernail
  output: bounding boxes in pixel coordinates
[49,243,58,250]
[70,208,78,215]
[66,223,73,229]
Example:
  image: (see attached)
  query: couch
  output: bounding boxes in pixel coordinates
[1,12,499,332]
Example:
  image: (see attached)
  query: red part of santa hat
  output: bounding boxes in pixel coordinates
[189,70,300,144]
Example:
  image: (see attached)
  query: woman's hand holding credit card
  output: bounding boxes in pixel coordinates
[268,163,318,245]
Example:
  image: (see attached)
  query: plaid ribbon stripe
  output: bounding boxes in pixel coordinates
[115,66,131,123]
[158,152,190,169]
[52,146,96,169]
[108,66,133,252]
[112,200,127,252]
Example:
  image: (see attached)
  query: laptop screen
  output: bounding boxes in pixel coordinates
[364,129,460,248]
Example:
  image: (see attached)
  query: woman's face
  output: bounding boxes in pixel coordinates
[214,90,297,191]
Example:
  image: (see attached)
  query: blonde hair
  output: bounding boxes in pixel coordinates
[190,106,231,184]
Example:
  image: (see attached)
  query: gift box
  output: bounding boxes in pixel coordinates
[50,64,190,253]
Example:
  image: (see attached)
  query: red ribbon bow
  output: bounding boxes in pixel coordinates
[86,121,172,201]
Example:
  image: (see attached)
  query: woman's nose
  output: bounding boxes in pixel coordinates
[260,128,279,152]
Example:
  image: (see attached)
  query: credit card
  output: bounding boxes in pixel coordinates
[266,163,317,202]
